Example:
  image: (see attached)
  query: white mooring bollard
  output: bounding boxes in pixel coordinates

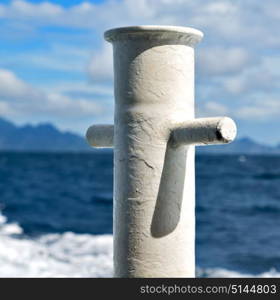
[86,26,237,278]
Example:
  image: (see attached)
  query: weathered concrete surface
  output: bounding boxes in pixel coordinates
[107,26,202,278]
[86,25,237,278]
[86,117,236,148]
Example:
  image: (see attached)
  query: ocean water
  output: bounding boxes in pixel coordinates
[0,152,280,277]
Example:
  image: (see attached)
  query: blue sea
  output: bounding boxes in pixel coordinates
[0,151,280,277]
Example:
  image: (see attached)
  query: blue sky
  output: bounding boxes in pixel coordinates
[0,0,279,144]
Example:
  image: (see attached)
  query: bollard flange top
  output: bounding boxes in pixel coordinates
[104,25,203,46]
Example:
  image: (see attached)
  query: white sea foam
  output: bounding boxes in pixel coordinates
[0,211,113,277]
[0,211,279,278]
[196,267,280,278]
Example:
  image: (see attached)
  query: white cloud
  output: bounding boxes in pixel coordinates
[0,101,14,115]
[0,0,253,36]
[203,1,237,14]
[0,43,91,73]
[0,1,275,78]
[0,68,103,120]
[0,0,272,50]
[10,0,63,18]
[197,101,229,117]
[198,47,251,76]
[0,69,38,100]
[88,43,113,81]
[223,76,246,95]
[0,0,279,136]
[47,81,113,97]
[261,0,280,20]
[45,93,101,117]
[222,55,280,95]
[236,98,280,120]
[204,101,229,115]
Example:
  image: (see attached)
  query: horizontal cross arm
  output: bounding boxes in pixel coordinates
[86,117,236,148]
[171,117,237,146]
[86,124,114,148]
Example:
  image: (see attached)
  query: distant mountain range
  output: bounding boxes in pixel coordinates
[197,137,280,154]
[0,118,90,151]
[0,117,279,154]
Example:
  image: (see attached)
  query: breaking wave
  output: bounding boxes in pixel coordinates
[0,211,279,278]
